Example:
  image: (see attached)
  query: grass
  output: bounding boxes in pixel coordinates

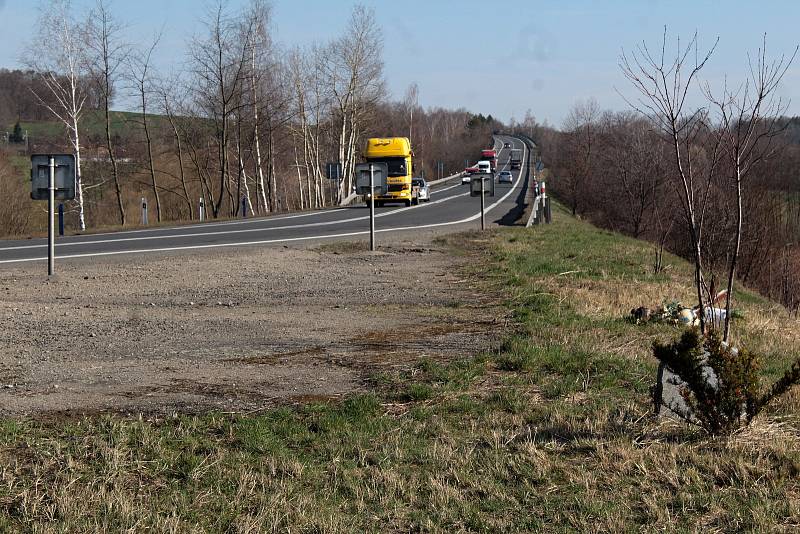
[7,110,171,142]
[0,203,798,531]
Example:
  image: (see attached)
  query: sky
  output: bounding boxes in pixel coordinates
[1,0,799,127]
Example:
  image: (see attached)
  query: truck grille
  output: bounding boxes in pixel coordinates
[387,184,406,193]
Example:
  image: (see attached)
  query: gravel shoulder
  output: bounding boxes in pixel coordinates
[0,236,502,416]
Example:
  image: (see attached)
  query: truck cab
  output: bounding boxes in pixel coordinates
[481,149,497,172]
[477,160,492,175]
[364,137,413,207]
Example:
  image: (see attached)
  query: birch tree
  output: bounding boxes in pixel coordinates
[324,5,385,203]
[243,0,271,214]
[26,0,89,230]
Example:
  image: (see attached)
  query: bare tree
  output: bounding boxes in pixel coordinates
[190,2,253,217]
[559,99,599,216]
[404,82,419,140]
[704,36,797,339]
[129,35,162,222]
[243,0,272,214]
[156,79,194,219]
[86,0,128,225]
[26,0,89,230]
[621,30,720,331]
[323,5,386,203]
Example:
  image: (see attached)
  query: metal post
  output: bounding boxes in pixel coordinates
[58,203,64,236]
[141,197,148,226]
[199,197,205,221]
[369,163,375,251]
[48,156,55,276]
[480,175,485,231]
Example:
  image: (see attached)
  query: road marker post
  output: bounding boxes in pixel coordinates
[58,203,64,236]
[199,197,205,221]
[141,197,148,226]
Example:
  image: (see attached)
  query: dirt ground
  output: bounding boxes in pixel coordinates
[0,236,503,416]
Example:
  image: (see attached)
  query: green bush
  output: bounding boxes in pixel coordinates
[653,328,800,435]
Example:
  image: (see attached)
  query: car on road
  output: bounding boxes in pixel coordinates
[497,170,513,184]
[411,178,430,204]
[503,142,512,148]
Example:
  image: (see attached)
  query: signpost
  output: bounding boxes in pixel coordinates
[30,154,76,276]
[355,162,388,251]
[470,173,494,231]
[325,162,342,181]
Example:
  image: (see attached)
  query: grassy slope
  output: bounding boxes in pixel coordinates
[0,205,798,531]
[9,109,169,141]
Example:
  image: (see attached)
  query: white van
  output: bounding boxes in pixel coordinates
[477,160,492,174]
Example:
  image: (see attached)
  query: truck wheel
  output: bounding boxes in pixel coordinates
[405,199,412,207]
[377,201,384,207]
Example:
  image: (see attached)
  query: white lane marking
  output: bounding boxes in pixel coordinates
[0,138,527,264]
[70,205,353,238]
[0,160,526,265]
[0,182,469,252]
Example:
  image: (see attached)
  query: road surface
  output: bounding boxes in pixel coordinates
[0,135,531,267]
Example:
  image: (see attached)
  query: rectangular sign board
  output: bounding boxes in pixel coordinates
[355,163,388,196]
[470,173,495,197]
[326,162,342,180]
[30,154,76,200]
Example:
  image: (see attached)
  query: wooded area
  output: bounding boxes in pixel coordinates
[537,104,800,315]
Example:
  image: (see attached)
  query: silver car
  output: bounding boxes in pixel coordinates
[411,178,430,204]
[497,170,513,184]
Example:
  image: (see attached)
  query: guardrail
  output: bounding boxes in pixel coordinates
[427,171,465,187]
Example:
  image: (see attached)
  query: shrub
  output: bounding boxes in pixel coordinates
[653,328,800,435]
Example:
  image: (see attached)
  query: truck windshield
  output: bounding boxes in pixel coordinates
[370,157,407,177]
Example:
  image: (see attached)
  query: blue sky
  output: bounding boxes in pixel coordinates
[1,0,798,126]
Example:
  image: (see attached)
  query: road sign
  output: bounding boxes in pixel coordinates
[470,173,495,197]
[30,154,76,201]
[326,162,342,180]
[355,163,388,196]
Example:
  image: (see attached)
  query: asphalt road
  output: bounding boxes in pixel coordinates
[0,135,531,267]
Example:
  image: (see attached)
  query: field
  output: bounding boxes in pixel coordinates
[0,205,797,531]
[7,110,169,142]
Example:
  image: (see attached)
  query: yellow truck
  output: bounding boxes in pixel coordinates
[364,137,414,207]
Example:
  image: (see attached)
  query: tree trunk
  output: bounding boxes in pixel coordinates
[165,102,193,219]
[105,96,124,225]
[141,90,161,223]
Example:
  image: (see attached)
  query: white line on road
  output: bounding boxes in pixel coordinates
[0,182,468,253]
